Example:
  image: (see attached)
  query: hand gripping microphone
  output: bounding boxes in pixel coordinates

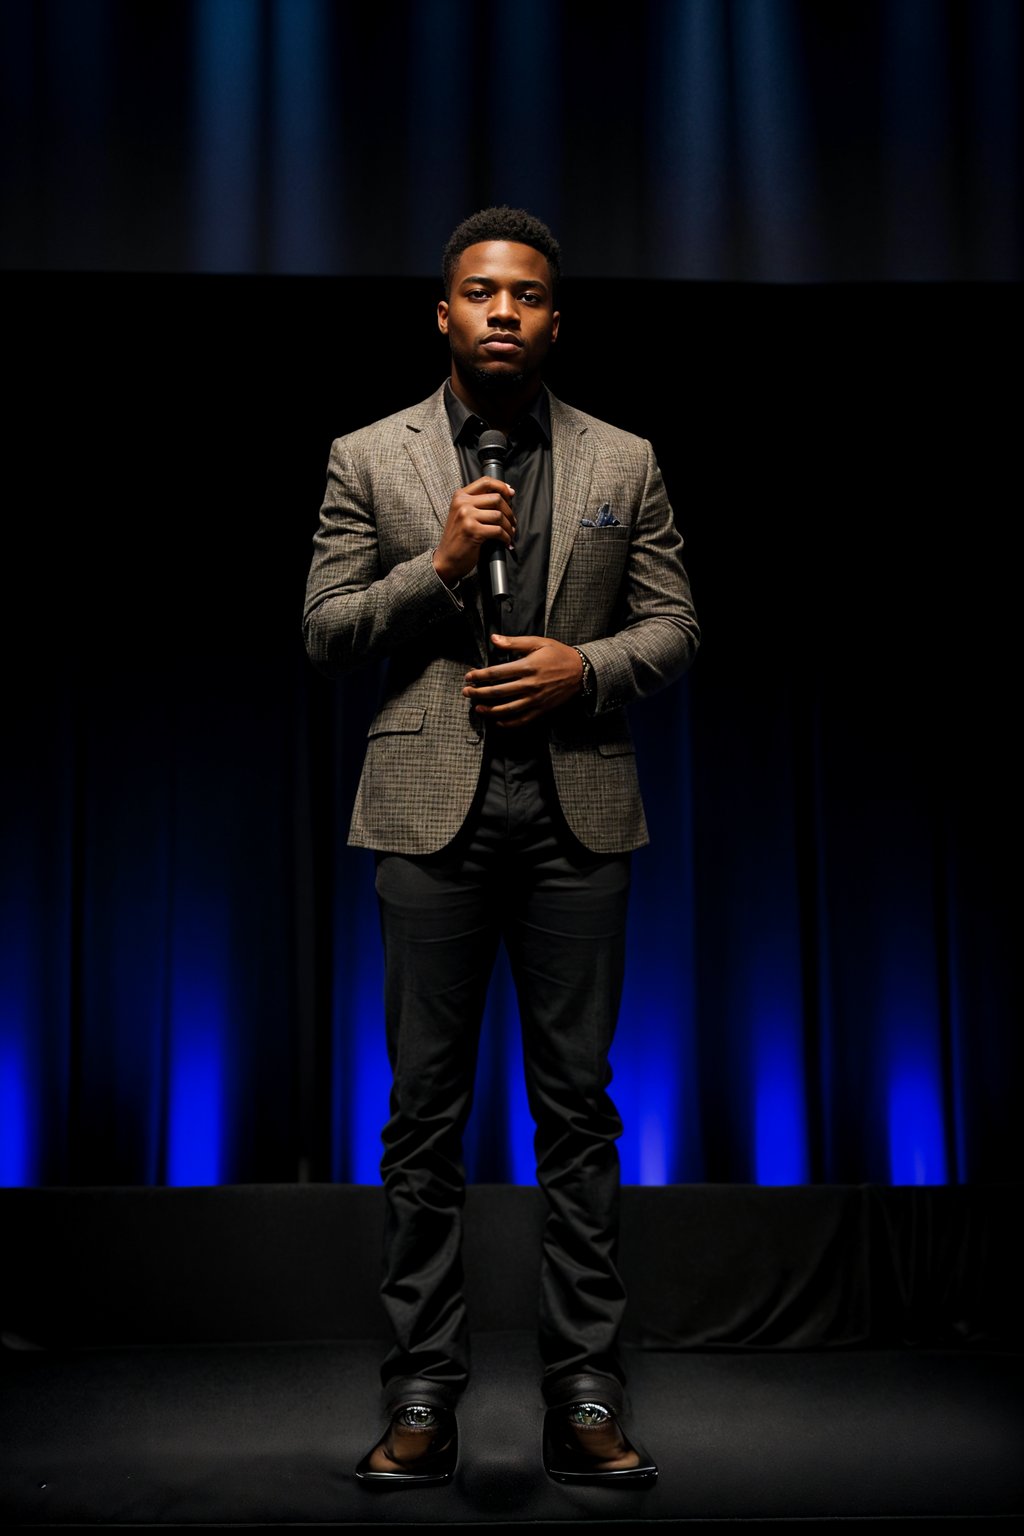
[477,428,513,610]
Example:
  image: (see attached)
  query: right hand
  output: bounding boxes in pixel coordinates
[432,476,516,586]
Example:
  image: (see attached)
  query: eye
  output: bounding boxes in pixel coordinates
[519,291,542,305]
[465,288,489,300]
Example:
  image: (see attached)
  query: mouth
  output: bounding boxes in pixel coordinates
[480,333,524,354]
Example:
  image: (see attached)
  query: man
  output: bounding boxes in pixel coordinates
[303,206,700,1485]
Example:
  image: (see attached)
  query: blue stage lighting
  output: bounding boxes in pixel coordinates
[754,1022,809,1186]
[0,1033,31,1187]
[887,1053,948,1186]
[166,977,226,1187]
[345,879,388,1185]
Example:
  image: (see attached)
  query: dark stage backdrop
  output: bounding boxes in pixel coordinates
[1,0,1020,284]
[2,271,1019,1190]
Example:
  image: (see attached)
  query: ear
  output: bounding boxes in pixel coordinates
[437,299,449,335]
[551,310,560,344]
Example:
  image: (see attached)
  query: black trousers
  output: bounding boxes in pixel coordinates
[373,732,632,1416]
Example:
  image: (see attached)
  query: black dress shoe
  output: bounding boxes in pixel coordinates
[354,1402,458,1483]
[543,1400,657,1484]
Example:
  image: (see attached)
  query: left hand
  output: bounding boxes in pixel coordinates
[463,634,584,727]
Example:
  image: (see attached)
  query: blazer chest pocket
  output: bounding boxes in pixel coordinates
[367,704,426,739]
[572,526,631,571]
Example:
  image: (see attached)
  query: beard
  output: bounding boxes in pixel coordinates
[468,364,527,393]
[453,354,529,395]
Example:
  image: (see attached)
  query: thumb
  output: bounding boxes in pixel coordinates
[491,632,541,650]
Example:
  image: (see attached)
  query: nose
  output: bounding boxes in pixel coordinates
[487,289,519,327]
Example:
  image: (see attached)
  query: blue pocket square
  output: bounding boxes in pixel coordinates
[580,502,621,528]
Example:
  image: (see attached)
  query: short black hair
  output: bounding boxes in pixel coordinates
[442,205,561,297]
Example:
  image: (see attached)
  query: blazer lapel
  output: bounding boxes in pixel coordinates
[403,386,461,531]
[545,392,595,628]
[403,385,488,659]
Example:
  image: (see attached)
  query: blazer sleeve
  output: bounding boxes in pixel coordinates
[577,439,700,714]
[302,434,462,677]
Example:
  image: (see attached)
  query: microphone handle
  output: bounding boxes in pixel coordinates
[480,455,512,604]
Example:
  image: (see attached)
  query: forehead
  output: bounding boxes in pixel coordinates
[451,240,552,289]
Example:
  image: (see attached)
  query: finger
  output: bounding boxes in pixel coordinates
[464,671,535,699]
[470,524,515,548]
[468,510,517,546]
[468,476,515,498]
[477,702,542,726]
[463,661,528,685]
[466,492,515,516]
[453,487,515,521]
[462,681,531,702]
[479,508,517,535]
[471,697,533,717]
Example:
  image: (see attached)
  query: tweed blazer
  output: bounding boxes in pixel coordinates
[302,383,700,854]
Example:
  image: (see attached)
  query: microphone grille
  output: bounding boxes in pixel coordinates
[477,428,508,463]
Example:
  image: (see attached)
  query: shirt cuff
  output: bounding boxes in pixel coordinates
[431,555,464,609]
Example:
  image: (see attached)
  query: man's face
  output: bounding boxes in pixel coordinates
[438,241,559,395]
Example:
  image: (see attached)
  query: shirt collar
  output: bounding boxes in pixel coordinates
[443,379,551,448]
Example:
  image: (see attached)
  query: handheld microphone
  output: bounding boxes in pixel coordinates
[477,428,512,608]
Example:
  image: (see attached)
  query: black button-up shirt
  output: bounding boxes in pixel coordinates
[443,381,553,641]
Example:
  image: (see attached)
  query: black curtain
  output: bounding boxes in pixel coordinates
[1,0,1020,283]
[3,271,1019,1187]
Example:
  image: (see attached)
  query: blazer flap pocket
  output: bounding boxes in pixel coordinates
[367,704,426,739]
[597,739,635,758]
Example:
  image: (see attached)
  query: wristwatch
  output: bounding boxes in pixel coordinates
[574,646,594,699]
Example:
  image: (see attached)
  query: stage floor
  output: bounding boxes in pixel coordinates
[1,1183,1021,1528]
